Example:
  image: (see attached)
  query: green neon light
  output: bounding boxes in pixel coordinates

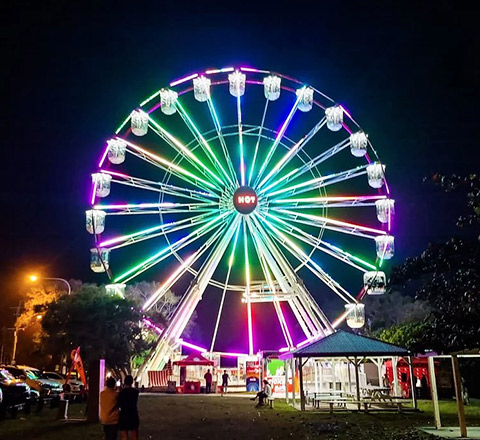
[113,213,226,282]
[176,101,233,187]
[228,221,241,267]
[115,114,132,134]
[140,90,161,107]
[148,117,223,188]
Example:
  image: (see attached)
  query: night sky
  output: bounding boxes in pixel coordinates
[1,2,479,347]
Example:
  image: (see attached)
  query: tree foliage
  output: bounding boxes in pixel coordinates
[41,285,150,375]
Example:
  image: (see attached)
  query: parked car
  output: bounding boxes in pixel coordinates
[1,365,63,399]
[43,371,84,392]
[0,368,31,419]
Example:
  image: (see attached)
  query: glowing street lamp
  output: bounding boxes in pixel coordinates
[29,275,72,295]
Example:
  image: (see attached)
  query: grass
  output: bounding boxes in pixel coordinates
[0,395,479,440]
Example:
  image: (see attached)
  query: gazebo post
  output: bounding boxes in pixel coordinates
[284,359,289,403]
[354,357,361,410]
[299,357,306,411]
[292,358,296,407]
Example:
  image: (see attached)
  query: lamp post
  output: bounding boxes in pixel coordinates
[29,275,71,295]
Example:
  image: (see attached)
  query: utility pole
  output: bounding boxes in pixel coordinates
[8,301,24,364]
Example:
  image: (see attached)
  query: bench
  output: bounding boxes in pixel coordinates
[267,397,275,408]
[313,396,349,412]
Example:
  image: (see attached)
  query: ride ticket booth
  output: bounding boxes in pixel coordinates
[173,354,215,394]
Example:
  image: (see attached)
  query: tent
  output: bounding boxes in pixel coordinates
[173,354,214,367]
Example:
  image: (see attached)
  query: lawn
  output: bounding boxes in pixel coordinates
[1,395,479,440]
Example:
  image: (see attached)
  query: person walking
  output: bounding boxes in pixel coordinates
[221,370,229,396]
[204,369,213,394]
[99,377,119,440]
[118,375,140,440]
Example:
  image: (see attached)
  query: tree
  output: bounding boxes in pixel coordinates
[41,285,150,376]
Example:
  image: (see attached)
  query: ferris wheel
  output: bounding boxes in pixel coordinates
[87,66,395,373]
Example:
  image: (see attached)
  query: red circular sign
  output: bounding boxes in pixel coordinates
[233,186,258,214]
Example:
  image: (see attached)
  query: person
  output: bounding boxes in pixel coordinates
[250,379,272,407]
[100,377,119,440]
[420,374,429,399]
[118,375,140,440]
[221,370,229,396]
[204,369,213,394]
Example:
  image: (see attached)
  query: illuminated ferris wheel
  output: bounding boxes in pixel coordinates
[87,66,395,373]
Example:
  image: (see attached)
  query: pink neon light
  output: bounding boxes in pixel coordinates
[247,301,254,355]
[216,351,250,358]
[142,318,163,334]
[170,73,198,87]
[90,180,97,205]
[98,146,109,168]
[240,67,261,73]
[279,347,290,353]
[180,340,208,353]
[102,169,130,179]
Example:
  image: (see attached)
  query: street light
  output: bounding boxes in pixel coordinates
[29,275,71,295]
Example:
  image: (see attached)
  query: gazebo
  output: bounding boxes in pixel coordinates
[280,330,413,411]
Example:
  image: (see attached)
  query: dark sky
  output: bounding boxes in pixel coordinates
[1,1,479,343]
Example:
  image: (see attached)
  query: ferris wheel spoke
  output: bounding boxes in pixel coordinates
[96,202,218,216]
[249,214,330,336]
[274,208,386,240]
[210,218,241,353]
[266,165,368,199]
[264,212,376,272]
[248,100,269,186]
[259,215,357,304]
[166,215,242,342]
[143,222,229,312]
[253,95,301,188]
[98,211,220,251]
[257,117,327,192]
[245,218,294,347]
[113,211,231,284]
[242,218,254,355]
[121,139,222,195]
[176,101,236,188]
[101,170,217,203]
[236,88,246,186]
[147,117,224,189]
[260,136,350,195]
[271,194,386,210]
[206,97,239,185]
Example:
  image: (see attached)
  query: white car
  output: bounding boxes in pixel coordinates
[43,371,84,392]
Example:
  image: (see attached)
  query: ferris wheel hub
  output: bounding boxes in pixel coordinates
[233,186,258,214]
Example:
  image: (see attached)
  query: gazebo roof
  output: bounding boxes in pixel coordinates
[280,330,410,359]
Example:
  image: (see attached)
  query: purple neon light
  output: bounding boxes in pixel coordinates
[170,73,198,87]
[90,180,97,205]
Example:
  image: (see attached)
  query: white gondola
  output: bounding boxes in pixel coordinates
[263,75,281,101]
[160,89,178,115]
[130,110,149,136]
[345,303,365,328]
[228,71,246,97]
[90,248,110,273]
[375,199,395,224]
[375,235,395,259]
[350,131,368,157]
[105,283,126,298]
[325,105,343,131]
[92,173,112,198]
[366,162,386,188]
[363,271,387,295]
[85,209,106,234]
[107,139,127,164]
[193,76,211,102]
[296,87,314,112]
